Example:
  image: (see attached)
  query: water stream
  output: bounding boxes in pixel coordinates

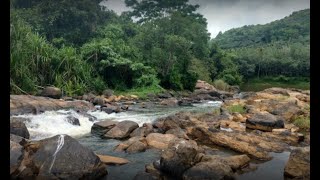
[11,100,290,179]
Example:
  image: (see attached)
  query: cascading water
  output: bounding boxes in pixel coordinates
[49,134,65,173]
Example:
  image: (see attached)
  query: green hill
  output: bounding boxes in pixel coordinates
[212,9,310,49]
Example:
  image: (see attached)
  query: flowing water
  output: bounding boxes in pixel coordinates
[11,100,290,179]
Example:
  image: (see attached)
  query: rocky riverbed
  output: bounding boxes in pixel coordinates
[10,81,310,179]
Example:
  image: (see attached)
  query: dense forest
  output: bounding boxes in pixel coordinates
[10,0,310,96]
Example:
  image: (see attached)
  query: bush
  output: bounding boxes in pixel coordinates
[213,79,230,91]
[226,104,246,114]
[293,116,310,130]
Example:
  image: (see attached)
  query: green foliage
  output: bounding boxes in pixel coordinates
[213,9,310,49]
[226,104,246,114]
[12,0,116,46]
[293,116,310,130]
[10,12,105,96]
[213,79,230,91]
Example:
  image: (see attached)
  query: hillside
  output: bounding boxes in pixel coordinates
[212,9,310,49]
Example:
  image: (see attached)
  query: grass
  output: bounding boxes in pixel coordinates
[293,116,310,130]
[213,79,230,91]
[240,76,310,92]
[226,104,246,114]
[114,84,164,100]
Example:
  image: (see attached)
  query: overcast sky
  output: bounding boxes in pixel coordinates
[101,0,310,38]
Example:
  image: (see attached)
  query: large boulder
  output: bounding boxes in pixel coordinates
[93,96,105,106]
[146,133,179,149]
[10,141,24,175]
[165,127,189,139]
[10,119,30,139]
[104,121,139,139]
[11,135,107,179]
[40,86,62,99]
[91,120,118,137]
[246,112,284,131]
[160,139,200,178]
[182,160,234,180]
[284,147,310,179]
[102,89,113,98]
[10,95,95,116]
[114,137,146,152]
[195,80,217,91]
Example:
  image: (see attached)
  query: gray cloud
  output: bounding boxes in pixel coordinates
[101,0,310,38]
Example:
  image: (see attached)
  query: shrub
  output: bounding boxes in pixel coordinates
[226,104,246,114]
[293,116,310,130]
[213,79,230,91]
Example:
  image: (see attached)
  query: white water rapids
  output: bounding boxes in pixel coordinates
[11,101,223,140]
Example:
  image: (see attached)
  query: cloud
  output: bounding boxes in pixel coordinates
[101,0,310,38]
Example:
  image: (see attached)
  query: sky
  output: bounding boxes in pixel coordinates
[101,0,310,38]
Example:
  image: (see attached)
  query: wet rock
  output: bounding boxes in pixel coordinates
[10,117,31,123]
[201,154,250,171]
[104,121,139,139]
[127,141,148,153]
[160,98,178,106]
[93,96,105,106]
[145,163,161,177]
[246,112,284,132]
[10,134,28,146]
[10,119,30,139]
[220,120,245,132]
[96,154,129,165]
[146,133,179,149]
[65,116,80,126]
[160,139,200,178]
[10,141,23,175]
[91,120,118,137]
[123,101,136,105]
[40,86,62,99]
[10,95,95,116]
[12,135,107,179]
[284,147,310,179]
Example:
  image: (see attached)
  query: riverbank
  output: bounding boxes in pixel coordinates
[10,81,310,179]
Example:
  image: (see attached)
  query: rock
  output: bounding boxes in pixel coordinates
[123,101,136,105]
[130,126,153,137]
[10,117,31,123]
[146,133,179,149]
[145,163,161,177]
[10,141,23,175]
[10,95,95,116]
[157,92,172,99]
[10,134,28,146]
[12,135,107,179]
[246,112,284,131]
[10,119,30,139]
[104,121,139,139]
[96,154,129,165]
[102,89,113,98]
[220,120,245,132]
[272,128,290,134]
[165,127,189,139]
[232,112,246,123]
[114,137,146,152]
[182,160,234,180]
[284,147,310,179]
[101,106,114,114]
[200,155,250,171]
[65,116,80,126]
[188,126,285,160]
[40,86,62,99]
[126,141,148,153]
[160,139,200,178]
[82,93,96,102]
[91,120,118,137]
[160,98,178,106]
[93,96,105,106]
[195,80,217,91]
[263,87,290,96]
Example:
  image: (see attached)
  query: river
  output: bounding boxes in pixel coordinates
[11,100,290,180]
